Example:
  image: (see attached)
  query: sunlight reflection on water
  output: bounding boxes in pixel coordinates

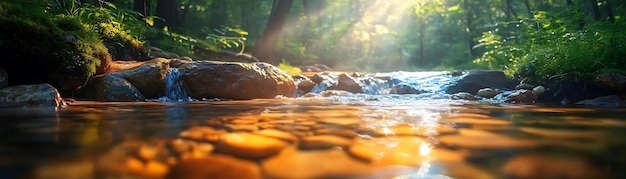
[1,97,626,178]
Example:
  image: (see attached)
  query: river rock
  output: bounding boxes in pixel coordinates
[349,137,430,166]
[92,75,145,102]
[299,135,353,149]
[446,70,509,94]
[389,84,425,94]
[295,76,316,94]
[111,58,169,98]
[452,92,479,100]
[494,89,538,103]
[595,72,626,92]
[502,153,608,179]
[168,154,262,179]
[0,83,64,107]
[477,88,500,98]
[515,83,537,90]
[262,147,372,179]
[337,73,364,93]
[576,95,624,107]
[181,61,297,99]
[216,133,287,159]
[0,67,7,89]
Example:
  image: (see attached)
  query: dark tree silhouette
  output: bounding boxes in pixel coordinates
[253,0,294,65]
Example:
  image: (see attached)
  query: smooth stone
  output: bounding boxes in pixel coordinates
[299,135,354,149]
[138,144,163,161]
[143,161,169,178]
[502,153,608,179]
[519,127,606,139]
[254,129,298,143]
[348,137,431,166]
[314,129,359,138]
[168,154,262,179]
[262,147,373,179]
[216,133,287,159]
[224,124,258,132]
[318,118,361,126]
[477,88,500,98]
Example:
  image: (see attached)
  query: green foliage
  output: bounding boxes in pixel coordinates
[475,9,626,83]
[49,0,148,60]
[277,60,302,76]
[0,1,110,93]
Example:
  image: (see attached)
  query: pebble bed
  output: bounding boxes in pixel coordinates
[92,101,625,179]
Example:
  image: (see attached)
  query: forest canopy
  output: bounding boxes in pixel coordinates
[1,0,625,83]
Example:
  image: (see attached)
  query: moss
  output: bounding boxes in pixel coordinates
[0,2,111,95]
[95,22,148,61]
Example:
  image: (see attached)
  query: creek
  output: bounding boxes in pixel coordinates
[0,71,624,178]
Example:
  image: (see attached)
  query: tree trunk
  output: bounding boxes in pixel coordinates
[253,0,294,64]
[590,0,602,21]
[604,0,615,23]
[155,0,179,30]
[463,0,476,56]
[506,0,518,19]
[133,0,150,17]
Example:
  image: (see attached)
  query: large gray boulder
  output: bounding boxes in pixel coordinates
[0,84,64,107]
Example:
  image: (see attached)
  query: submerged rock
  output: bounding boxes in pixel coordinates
[262,147,373,179]
[168,154,262,179]
[216,133,287,159]
[0,83,64,107]
[502,153,608,179]
[182,61,297,99]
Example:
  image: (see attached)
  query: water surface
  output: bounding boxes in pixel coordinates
[0,96,625,178]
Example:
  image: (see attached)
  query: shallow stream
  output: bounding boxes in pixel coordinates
[1,96,625,178]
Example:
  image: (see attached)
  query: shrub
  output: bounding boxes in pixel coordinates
[0,1,110,94]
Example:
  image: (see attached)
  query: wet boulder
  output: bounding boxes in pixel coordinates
[0,84,64,107]
[494,89,538,103]
[477,88,501,98]
[181,61,297,99]
[446,70,509,94]
[594,72,626,92]
[94,75,145,102]
[452,92,479,100]
[389,84,425,94]
[111,58,169,98]
[336,73,363,93]
[576,95,624,107]
[294,76,317,95]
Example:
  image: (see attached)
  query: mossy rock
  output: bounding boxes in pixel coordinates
[0,2,111,95]
[96,22,149,61]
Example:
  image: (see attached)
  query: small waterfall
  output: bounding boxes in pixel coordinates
[165,68,188,101]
